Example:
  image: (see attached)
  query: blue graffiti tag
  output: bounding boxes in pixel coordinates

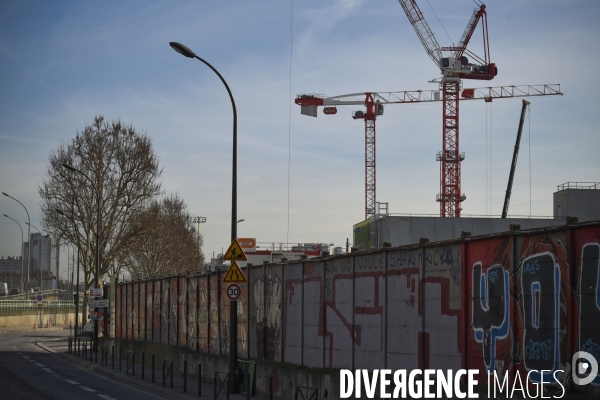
[525,339,554,361]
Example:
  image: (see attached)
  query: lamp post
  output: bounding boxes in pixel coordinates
[3,214,24,294]
[169,41,238,393]
[60,163,101,352]
[26,223,43,290]
[3,192,31,298]
[193,216,207,241]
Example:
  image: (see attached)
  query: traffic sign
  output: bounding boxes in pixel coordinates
[24,282,31,290]
[36,295,43,302]
[89,288,102,297]
[91,311,104,321]
[238,238,256,250]
[223,261,247,283]
[223,239,247,261]
[89,299,110,308]
[226,284,242,301]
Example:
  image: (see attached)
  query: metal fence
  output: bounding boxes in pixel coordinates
[0,300,77,312]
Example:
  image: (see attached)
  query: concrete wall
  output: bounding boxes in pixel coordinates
[113,221,600,399]
[379,216,566,249]
[554,188,600,222]
[0,309,79,330]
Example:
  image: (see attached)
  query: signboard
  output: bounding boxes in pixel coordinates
[226,284,242,301]
[91,311,104,321]
[238,238,256,250]
[223,261,247,283]
[223,239,247,261]
[24,282,31,291]
[89,299,110,308]
[89,288,102,297]
[36,295,43,302]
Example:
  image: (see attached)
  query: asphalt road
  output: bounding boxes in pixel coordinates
[0,330,167,400]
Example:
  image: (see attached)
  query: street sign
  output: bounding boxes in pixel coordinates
[91,311,103,321]
[89,299,110,308]
[223,239,247,261]
[223,261,247,283]
[238,238,256,250]
[36,295,43,302]
[89,288,102,297]
[24,282,31,290]
[226,284,242,301]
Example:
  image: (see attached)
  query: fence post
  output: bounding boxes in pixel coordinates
[246,372,250,400]
[183,360,187,393]
[198,364,201,397]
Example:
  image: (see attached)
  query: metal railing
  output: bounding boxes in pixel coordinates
[557,182,600,190]
[0,300,77,312]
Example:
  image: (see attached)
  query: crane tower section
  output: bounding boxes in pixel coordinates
[399,0,496,217]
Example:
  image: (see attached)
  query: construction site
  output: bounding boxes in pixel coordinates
[104,2,600,399]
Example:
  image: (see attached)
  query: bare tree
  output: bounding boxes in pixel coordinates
[39,116,162,307]
[124,194,205,280]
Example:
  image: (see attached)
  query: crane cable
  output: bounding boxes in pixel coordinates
[528,103,531,217]
[426,0,455,46]
[287,0,294,245]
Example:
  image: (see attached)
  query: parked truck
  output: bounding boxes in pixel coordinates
[0,282,8,296]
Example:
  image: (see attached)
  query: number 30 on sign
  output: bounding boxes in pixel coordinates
[226,283,241,301]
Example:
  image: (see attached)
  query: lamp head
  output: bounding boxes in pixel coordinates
[2,192,8,197]
[169,42,196,58]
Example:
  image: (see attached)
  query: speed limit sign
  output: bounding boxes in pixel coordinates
[226,284,241,301]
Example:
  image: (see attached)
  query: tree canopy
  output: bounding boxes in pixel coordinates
[39,116,163,291]
[124,194,205,280]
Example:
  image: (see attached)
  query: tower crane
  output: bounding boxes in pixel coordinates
[295,85,562,220]
[399,0,497,217]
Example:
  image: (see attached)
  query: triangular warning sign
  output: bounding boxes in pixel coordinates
[223,239,247,261]
[223,261,247,283]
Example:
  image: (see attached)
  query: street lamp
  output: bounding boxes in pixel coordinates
[60,163,101,352]
[3,214,24,294]
[170,41,238,393]
[26,222,43,291]
[3,192,31,298]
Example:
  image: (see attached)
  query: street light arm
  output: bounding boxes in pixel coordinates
[3,192,31,296]
[191,54,238,243]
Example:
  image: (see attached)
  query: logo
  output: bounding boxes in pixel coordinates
[572,351,598,386]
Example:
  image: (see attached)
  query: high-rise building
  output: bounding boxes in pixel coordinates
[23,233,58,277]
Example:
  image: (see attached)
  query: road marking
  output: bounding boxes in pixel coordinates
[52,374,62,379]
[65,379,81,385]
[80,386,97,392]
[97,395,117,400]
[35,363,45,366]
[22,355,30,359]
[42,368,55,373]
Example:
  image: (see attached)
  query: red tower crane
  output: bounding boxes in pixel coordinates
[399,0,499,216]
[295,85,562,220]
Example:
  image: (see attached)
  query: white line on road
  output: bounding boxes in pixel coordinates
[42,368,55,373]
[35,363,45,366]
[80,386,97,392]
[97,395,117,400]
[65,379,80,385]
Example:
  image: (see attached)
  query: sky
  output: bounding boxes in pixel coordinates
[1,0,599,277]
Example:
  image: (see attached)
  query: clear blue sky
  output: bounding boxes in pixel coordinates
[1,0,599,274]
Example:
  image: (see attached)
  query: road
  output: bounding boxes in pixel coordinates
[0,330,167,400]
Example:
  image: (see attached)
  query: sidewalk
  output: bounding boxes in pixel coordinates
[37,331,252,400]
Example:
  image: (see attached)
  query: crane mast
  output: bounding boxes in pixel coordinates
[398,0,496,217]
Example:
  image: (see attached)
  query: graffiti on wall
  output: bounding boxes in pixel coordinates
[253,266,282,361]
